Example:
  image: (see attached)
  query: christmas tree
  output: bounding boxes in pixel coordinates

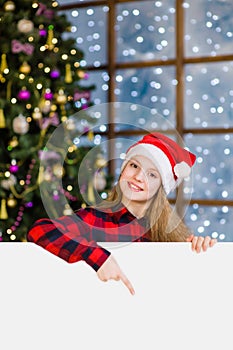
[0,0,107,242]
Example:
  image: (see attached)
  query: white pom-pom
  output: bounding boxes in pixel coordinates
[174,161,191,178]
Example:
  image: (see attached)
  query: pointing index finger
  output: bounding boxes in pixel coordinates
[120,271,135,295]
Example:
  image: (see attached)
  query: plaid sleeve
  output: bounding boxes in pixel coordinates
[27,214,111,271]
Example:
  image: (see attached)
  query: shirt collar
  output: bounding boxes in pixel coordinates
[110,202,133,220]
[111,202,148,226]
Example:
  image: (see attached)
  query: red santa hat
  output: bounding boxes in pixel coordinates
[121,132,196,194]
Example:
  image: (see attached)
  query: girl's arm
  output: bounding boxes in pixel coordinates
[27,214,111,271]
[27,213,135,295]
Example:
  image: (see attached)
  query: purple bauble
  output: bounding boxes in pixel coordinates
[18,89,31,100]
[50,70,60,79]
[44,91,53,100]
[9,165,19,173]
[25,202,33,208]
[53,194,60,201]
[39,29,47,37]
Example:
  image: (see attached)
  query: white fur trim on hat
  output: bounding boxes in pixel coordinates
[174,161,191,178]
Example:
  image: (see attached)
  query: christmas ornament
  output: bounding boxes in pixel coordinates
[12,114,29,134]
[0,109,6,128]
[42,169,52,182]
[87,180,95,203]
[56,89,67,104]
[77,70,89,79]
[63,204,73,216]
[95,155,107,168]
[25,202,33,208]
[74,90,91,102]
[32,107,42,120]
[50,69,60,78]
[52,164,64,178]
[18,87,31,100]
[9,164,19,173]
[11,39,34,55]
[46,25,54,50]
[44,89,53,100]
[8,205,25,234]
[94,171,107,191]
[0,199,8,220]
[65,63,72,83]
[39,98,51,114]
[87,130,94,141]
[53,191,60,201]
[0,53,8,73]
[17,19,34,33]
[4,1,15,12]
[9,136,19,148]
[7,197,17,208]
[39,28,47,37]
[36,3,54,20]
[66,118,76,131]
[19,61,31,74]
[1,174,16,190]
[40,113,59,129]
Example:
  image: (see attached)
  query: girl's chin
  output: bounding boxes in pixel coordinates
[122,193,149,203]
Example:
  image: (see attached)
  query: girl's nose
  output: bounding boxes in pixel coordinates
[134,168,145,182]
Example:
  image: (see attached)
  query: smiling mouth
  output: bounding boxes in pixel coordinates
[128,182,143,192]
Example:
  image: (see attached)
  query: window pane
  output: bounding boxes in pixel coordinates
[184,0,233,57]
[59,6,108,66]
[184,134,233,200]
[185,205,233,242]
[184,62,233,129]
[79,70,109,105]
[115,66,176,130]
[116,0,175,62]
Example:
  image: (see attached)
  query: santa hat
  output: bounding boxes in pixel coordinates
[121,132,196,194]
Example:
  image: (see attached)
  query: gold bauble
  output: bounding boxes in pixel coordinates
[9,136,19,148]
[4,1,15,11]
[19,61,31,74]
[63,204,73,216]
[0,108,6,128]
[66,120,76,131]
[56,90,67,104]
[95,156,107,168]
[94,172,107,191]
[7,197,17,208]
[53,164,64,178]
[32,107,42,120]
[43,171,52,182]
[50,104,57,112]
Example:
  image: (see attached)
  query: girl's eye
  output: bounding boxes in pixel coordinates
[149,172,157,178]
[130,162,138,168]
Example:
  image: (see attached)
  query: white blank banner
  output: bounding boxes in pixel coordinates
[0,242,232,350]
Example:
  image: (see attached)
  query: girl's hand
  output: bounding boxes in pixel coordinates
[186,234,217,253]
[97,255,135,295]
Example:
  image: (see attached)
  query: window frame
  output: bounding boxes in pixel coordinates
[59,0,233,217]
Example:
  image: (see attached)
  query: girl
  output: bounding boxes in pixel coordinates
[27,132,217,295]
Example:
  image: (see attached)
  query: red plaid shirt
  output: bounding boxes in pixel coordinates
[27,204,150,271]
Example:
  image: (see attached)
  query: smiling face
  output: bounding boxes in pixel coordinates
[119,155,162,217]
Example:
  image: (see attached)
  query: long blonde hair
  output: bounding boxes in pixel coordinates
[102,183,191,242]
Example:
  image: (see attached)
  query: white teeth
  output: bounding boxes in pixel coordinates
[129,183,142,191]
